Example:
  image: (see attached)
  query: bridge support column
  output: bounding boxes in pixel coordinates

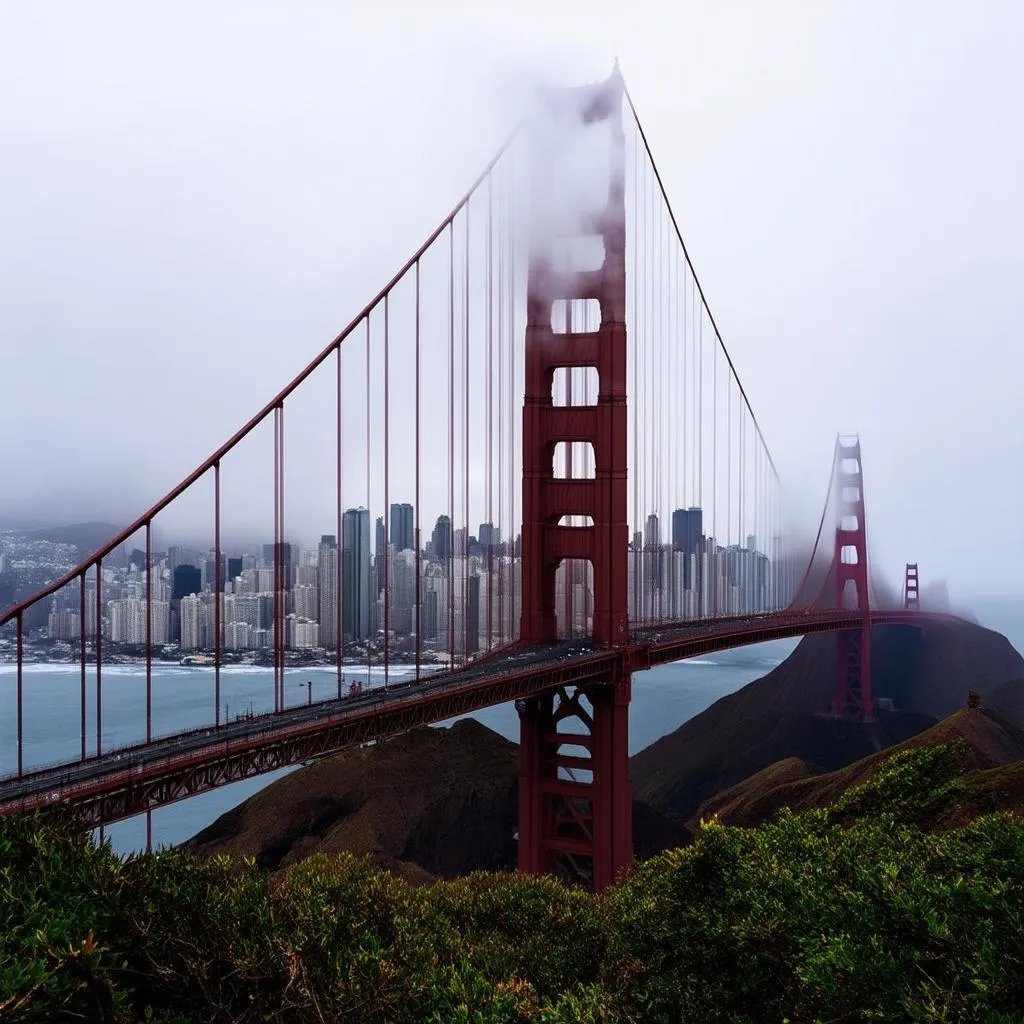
[517,668,632,891]
[833,438,873,720]
[520,66,629,648]
[903,562,920,610]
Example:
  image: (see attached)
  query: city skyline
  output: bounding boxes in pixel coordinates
[1,497,788,660]
[4,8,1022,597]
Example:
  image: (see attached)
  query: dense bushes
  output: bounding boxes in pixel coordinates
[2,744,1023,1022]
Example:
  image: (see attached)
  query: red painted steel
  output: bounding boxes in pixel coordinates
[414,260,422,679]
[214,462,222,726]
[833,438,873,720]
[0,610,955,831]
[384,294,390,687]
[520,65,629,649]
[0,77,917,891]
[342,344,350,696]
[146,522,153,743]
[517,679,631,890]
[904,562,920,610]
[79,572,86,761]
[16,612,23,778]
[96,558,103,756]
[518,66,632,888]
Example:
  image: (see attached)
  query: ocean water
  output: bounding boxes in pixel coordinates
[2,595,1020,856]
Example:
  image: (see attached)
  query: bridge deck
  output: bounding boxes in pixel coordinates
[0,610,950,825]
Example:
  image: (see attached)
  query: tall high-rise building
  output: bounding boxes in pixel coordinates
[390,503,414,552]
[671,507,703,554]
[293,583,319,620]
[180,594,209,650]
[422,589,439,640]
[672,506,703,592]
[645,513,660,548]
[390,547,416,634]
[227,557,243,581]
[342,508,372,640]
[203,555,227,592]
[317,534,339,649]
[374,516,387,595]
[432,515,452,562]
[47,609,80,640]
[262,542,295,590]
[167,545,183,575]
[172,564,201,600]
[478,523,500,549]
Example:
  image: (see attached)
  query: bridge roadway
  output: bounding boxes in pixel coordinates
[0,608,951,826]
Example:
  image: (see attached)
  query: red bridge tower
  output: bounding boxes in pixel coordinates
[903,562,920,610]
[518,66,632,890]
[833,437,874,720]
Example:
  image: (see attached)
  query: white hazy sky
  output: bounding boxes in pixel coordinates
[1,2,1022,599]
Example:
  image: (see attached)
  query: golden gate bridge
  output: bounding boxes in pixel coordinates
[0,66,956,890]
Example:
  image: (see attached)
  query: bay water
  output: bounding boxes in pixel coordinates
[2,595,1020,856]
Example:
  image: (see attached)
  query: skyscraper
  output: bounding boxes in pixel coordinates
[390,503,414,552]
[172,564,201,600]
[262,542,295,590]
[645,513,660,548]
[180,594,209,650]
[432,515,452,562]
[671,507,703,554]
[478,522,500,549]
[317,535,339,649]
[342,508,372,640]
[671,507,704,590]
[375,516,387,596]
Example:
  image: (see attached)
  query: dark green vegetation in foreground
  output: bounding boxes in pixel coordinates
[2,743,1023,1023]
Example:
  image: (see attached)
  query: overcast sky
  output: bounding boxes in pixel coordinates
[1,1,1021,600]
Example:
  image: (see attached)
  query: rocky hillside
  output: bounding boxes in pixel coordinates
[630,617,1024,822]
[186,717,686,879]
[189,616,1024,878]
[693,703,1024,830]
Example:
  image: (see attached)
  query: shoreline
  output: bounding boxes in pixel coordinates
[0,658,443,673]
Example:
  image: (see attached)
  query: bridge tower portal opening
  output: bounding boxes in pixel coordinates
[518,66,632,890]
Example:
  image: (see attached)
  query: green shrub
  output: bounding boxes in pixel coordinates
[1,742,1022,1022]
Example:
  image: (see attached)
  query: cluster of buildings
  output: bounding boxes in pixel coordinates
[6,504,783,657]
[629,508,781,622]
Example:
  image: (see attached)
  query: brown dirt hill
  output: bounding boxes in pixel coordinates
[692,704,1024,830]
[630,618,1024,823]
[185,718,687,878]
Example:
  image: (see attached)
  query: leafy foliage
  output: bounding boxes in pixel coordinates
[2,743,1022,1022]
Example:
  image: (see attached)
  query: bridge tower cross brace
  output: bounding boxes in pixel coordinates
[833,438,874,720]
[518,67,632,891]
